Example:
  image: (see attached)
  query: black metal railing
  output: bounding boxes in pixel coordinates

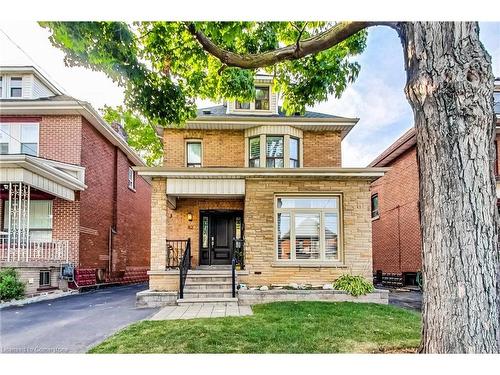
[231,238,245,298]
[232,238,245,270]
[178,238,191,299]
[231,256,236,298]
[166,239,189,268]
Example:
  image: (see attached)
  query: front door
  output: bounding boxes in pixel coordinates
[199,211,243,266]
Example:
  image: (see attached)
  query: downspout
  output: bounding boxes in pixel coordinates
[397,205,402,276]
[108,146,118,277]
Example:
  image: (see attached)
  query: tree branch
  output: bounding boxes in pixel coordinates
[187,22,397,69]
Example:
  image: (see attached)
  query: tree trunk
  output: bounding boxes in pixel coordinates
[398,22,500,353]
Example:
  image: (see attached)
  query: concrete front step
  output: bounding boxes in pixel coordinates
[177,297,238,304]
[183,291,233,298]
[187,276,233,283]
[185,281,232,290]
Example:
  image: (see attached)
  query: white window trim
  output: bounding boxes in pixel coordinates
[185,139,203,167]
[274,194,343,265]
[0,122,40,156]
[233,83,273,113]
[128,166,136,191]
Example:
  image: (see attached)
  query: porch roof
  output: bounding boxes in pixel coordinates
[0,154,86,201]
[135,167,388,181]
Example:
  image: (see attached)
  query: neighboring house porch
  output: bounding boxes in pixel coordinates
[0,154,85,294]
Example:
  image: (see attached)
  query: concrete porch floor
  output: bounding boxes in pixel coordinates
[149,302,253,320]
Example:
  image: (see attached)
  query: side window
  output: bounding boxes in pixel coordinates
[10,77,23,98]
[0,124,10,154]
[289,137,300,168]
[371,194,379,219]
[236,101,250,110]
[0,76,3,98]
[186,141,202,167]
[128,166,136,190]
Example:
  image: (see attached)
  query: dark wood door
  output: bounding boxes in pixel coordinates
[199,211,243,266]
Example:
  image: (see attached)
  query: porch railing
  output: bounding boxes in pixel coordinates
[166,239,190,269]
[178,239,191,299]
[0,236,69,263]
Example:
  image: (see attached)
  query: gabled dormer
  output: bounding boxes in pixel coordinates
[226,73,278,116]
[0,66,62,100]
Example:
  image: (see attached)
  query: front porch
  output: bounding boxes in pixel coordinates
[0,155,86,294]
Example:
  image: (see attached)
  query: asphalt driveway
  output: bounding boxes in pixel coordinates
[388,289,422,311]
[0,283,158,353]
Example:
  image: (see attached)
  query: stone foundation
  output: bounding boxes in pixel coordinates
[136,290,178,308]
[237,289,388,305]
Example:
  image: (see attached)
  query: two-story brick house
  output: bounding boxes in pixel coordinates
[0,66,151,296]
[369,79,500,287]
[136,74,387,305]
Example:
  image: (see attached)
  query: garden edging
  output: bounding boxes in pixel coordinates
[237,288,389,305]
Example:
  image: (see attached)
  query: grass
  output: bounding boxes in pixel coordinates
[89,302,421,354]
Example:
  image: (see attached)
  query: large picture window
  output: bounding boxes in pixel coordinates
[276,196,340,262]
[0,123,39,156]
[2,200,53,241]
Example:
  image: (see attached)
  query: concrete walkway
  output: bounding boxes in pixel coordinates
[150,302,253,320]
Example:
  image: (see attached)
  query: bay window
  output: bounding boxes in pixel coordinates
[276,196,341,262]
[266,136,284,168]
[289,137,300,168]
[248,136,260,168]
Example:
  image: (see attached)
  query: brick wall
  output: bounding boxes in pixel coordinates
[166,198,244,266]
[242,178,373,286]
[370,147,421,276]
[163,129,245,167]
[303,131,342,167]
[79,118,151,273]
[39,115,83,164]
[52,197,80,264]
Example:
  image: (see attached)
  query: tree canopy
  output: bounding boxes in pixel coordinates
[40,22,367,129]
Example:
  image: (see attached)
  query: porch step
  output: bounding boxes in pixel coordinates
[177,297,238,304]
[186,275,233,283]
[183,289,233,298]
[196,265,232,271]
[184,281,232,290]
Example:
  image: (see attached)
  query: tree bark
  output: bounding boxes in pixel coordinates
[398,22,500,353]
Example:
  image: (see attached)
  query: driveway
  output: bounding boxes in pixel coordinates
[0,283,158,353]
[388,289,422,311]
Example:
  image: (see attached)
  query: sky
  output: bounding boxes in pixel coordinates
[0,21,499,167]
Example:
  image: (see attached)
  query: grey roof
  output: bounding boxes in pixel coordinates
[0,94,79,103]
[196,105,350,120]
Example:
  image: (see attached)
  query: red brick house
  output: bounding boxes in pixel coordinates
[0,66,151,296]
[369,80,500,287]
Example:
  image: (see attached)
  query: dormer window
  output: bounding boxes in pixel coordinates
[236,101,250,110]
[10,77,22,98]
[255,86,269,110]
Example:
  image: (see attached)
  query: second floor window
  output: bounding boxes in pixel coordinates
[255,86,269,110]
[371,194,379,219]
[249,137,260,167]
[289,137,300,168]
[266,136,284,168]
[10,77,22,98]
[186,141,202,167]
[0,123,39,156]
[128,167,135,190]
[21,124,38,156]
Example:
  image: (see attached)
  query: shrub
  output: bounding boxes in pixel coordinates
[0,268,26,301]
[333,275,374,297]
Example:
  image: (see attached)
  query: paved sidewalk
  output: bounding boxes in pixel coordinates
[150,302,253,320]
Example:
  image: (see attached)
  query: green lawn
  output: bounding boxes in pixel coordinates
[89,302,421,354]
